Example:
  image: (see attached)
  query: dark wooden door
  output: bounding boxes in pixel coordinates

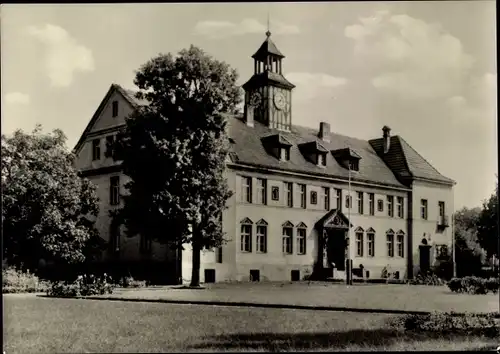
[328,230,346,271]
[419,245,431,273]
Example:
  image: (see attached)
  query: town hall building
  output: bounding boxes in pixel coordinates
[73,30,455,284]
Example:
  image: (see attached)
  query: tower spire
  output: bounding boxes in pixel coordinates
[266,10,271,37]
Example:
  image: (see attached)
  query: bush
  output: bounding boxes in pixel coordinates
[409,271,445,286]
[390,312,499,338]
[47,274,115,297]
[2,266,50,293]
[447,276,499,294]
[120,276,147,288]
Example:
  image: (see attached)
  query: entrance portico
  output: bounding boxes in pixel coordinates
[314,209,353,279]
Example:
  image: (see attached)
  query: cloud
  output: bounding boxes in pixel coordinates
[3,92,30,105]
[193,18,299,39]
[344,11,475,100]
[287,72,348,101]
[27,24,94,87]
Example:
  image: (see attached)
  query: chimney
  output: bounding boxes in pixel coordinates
[319,122,331,143]
[382,125,391,154]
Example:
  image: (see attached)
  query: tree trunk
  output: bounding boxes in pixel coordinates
[190,227,201,288]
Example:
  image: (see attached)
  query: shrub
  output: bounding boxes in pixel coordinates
[2,266,50,293]
[409,271,445,286]
[47,274,115,297]
[447,276,499,294]
[121,276,147,288]
[390,312,499,338]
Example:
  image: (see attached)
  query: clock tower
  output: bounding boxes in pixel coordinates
[242,30,295,131]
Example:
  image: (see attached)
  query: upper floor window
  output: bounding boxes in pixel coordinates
[105,135,115,158]
[421,199,428,220]
[256,219,268,253]
[438,201,445,218]
[397,197,404,218]
[335,188,342,211]
[112,101,119,118]
[109,176,120,205]
[240,218,253,252]
[368,193,375,215]
[280,147,290,161]
[271,186,280,201]
[285,182,293,207]
[310,191,317,205]
[387,196,394,217]
[345,194,352,209]
[92,139,101,161]
[242,177,252,203]
[377,199,384,212]
[357,191,364,214]
[256,178,267,205]
[349,160,359,171]
[323,187,330,211]
[299,184,306,209]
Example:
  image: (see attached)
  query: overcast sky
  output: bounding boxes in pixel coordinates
[1,2,497,210]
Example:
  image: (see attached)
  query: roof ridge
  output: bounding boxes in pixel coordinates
[292,123,371,144]
[397,135,447,178]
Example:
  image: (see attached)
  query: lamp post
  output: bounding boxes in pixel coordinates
[452,211,456,278]
[346,160,353,285]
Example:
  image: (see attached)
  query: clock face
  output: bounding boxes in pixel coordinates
[274,92,286,110]
[249,92,262,107]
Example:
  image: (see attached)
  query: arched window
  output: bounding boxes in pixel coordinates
[386,229,395,257]
[240,218,253,252]
[296,222,307,255]
[366,227,375,257]
[282,221,294,254]
[396,230,405,258]
[354,227,364,257]
[256,219,268,253]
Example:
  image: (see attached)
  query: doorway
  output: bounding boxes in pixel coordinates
[326,229,347,271]
[419,244,431,273]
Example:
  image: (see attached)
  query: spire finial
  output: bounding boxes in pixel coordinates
[266,10,271,37]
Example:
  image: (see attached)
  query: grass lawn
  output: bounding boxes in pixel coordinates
[107,281,499,314]
[3,295,498,353]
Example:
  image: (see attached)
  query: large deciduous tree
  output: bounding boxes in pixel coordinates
[477,180,499,258]
[112,45,240,287]
[1,126,102,272]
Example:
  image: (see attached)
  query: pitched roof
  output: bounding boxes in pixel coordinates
[331,147,362,160]
[242,71,296,90]
[252,35,285,59]
[227,116,407,189]
[369,136,455,185]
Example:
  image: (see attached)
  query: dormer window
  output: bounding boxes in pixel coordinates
[280,147,290,161]
[331,148,362,172]
[317,153,327,167]
[261,133,292,161]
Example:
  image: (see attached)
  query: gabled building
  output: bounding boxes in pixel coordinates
[73,30,455,284]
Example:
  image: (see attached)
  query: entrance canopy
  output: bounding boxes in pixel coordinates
[315,209,353,230]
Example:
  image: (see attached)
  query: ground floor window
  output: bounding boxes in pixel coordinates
[291,270,300,281]
[282,224,293,254]
[240,223,252,252]
[204,269,216,283]
[296,227,306,255]
[250,269,260,282]
[367,232,375,257]
[256,224,267,253]
[386,232,394,257]
[396,233,405,258]
[356,232,364,257]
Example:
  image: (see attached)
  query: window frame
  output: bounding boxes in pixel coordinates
[367,231,375,257]
[282,224,293,254]
[397,196,404,218]
[92,139,101,161]
[299,184,306,209]
[368,193,375,215]
[421,199,428,220]
[242,176,252,203]
[285,182,293,207]
[109,176,120,205]
[335,188,342,211]
[387,195,394,217]
[271,186,280,201]
[323,187,330,211]
[296,226,307,255]
[396,232,405,258]
[310,191,317,205]
[355,231,364,257]
[386,231,395,258]
[377,199,384,212]
[256,224,267,253]
[357,191,364,214]
[256,178,267,205]
[112,100,119,118]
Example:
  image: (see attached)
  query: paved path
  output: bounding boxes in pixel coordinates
[89,282,498,315]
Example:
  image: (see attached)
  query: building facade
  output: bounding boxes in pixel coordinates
[73,31,455,284]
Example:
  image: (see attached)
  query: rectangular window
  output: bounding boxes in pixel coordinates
[367,233,375,257]
[109,176,120,205]
[345,194,352,209]
[240,224,252,252]
[350,160,359,171]
[92,139,101,161]
[397,197,404,218]
[317,153,326,166]
[280,147,290,161]
[297,228,306,255]
[140,235,152,254]
[216,246,223,263]
[256,178,267,205]
[285,182,293,207]
[387,196,394,217]
[335,188,342,211]
[242,177,252,203]
[356,232,364,257]
[105,135,115,158]
[397,234,404,258]
[299,184,306,208]
[256,225,267,253]
[282,227,293,254]
[439,201,445,218]
[323,187,330,211]
[377,199,384,212]
[310,191,317,205]
[112,100,119,117]
[421,199,428,220]
[368,193,375,215]
[271,186,280,201]
[387,233,394,257]
[357,191,364,214]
